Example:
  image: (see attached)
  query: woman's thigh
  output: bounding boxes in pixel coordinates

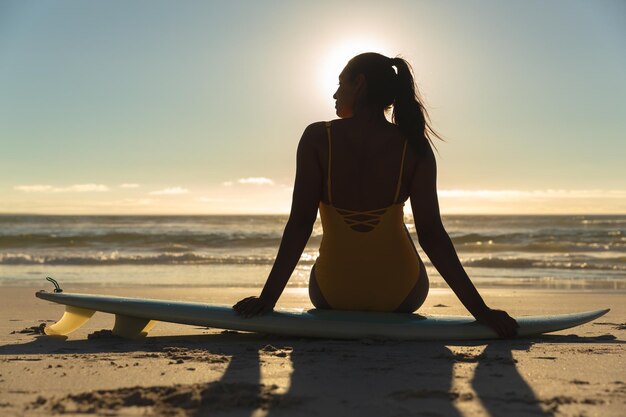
[394,258,429,313]
[309,265,332,309]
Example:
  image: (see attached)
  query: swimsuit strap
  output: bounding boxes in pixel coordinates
[325,121,332,204]
[393,140,408,203]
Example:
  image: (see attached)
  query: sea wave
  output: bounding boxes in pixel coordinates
[462,256,626,271]
[2,251,625,271]
[456,240,625,253]
[0,232,296,249]
[581,218,626,226]
[1,231,623,254]
[0,252,279,266]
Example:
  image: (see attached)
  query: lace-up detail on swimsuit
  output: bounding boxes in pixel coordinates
[334,208,386,232]
[324,121,407,233]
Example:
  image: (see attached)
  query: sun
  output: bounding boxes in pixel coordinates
[319,38,392,100]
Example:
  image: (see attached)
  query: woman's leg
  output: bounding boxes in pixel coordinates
[394,258,429,313]
[308,265,332,309]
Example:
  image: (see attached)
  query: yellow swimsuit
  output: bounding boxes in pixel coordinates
[313,121,422,312]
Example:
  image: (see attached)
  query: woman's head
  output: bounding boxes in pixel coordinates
[333,52,443,153]
[334,53,397,117]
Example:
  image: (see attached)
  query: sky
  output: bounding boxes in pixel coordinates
[1,0,625,215]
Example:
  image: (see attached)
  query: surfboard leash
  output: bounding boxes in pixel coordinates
[45,276,63,293]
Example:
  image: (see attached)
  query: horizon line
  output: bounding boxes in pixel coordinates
[1,211,625,217]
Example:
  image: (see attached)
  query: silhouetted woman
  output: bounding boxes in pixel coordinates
[234,53,519,338]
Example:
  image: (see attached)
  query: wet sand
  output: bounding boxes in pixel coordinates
[1,285,624,416]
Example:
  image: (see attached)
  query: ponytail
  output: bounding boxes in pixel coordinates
[344,53,444,155]
[391,57,444,155]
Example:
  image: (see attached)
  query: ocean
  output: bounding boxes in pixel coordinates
[1,214,624,290]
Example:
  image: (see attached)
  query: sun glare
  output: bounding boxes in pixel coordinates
[319,39,391,100]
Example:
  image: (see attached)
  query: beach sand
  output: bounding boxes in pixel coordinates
[1,285,624,416]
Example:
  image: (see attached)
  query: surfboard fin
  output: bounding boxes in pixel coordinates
[45,305,96,336]
[112,314,157,339]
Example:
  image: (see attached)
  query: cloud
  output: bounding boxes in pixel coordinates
[14,184,109,193]
[235,177,275,186]
[221,177,275,187]
[14,185,55,193]
[438,189,626,199]
[120,183,140,188]
[199,197,225,202]
[239,177,275,185]
[87,198,159,207]
[149,187,189,195]
[435,189,626,215]
[68,184,109,192]
[438,189,526,199]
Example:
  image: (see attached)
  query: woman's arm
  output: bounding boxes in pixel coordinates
[410,143,519,338]
[233,123,323,318]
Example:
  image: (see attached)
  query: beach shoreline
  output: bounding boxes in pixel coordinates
[1,285,624,416]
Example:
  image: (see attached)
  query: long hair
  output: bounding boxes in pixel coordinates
[343,52,444,154]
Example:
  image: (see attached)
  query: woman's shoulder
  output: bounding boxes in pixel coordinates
[303,119,343,132]
[300,120,337,145]
[297,121,329,155]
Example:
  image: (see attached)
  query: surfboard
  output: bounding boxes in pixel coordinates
[35,290,610,340]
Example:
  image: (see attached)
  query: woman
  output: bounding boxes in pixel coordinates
[233,52,519,338]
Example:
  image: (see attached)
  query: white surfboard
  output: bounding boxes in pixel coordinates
[35,290,609,340]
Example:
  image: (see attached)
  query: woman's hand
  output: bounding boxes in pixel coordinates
[474,308,520,338]
[233,296,275,318]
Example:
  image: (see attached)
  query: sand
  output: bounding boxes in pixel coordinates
[1,285,625,417]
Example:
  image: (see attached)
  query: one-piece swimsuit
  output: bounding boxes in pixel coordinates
[313,121,422,311]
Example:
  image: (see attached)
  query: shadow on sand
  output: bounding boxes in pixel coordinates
[1,331,622,416]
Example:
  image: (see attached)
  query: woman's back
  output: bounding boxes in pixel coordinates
[319,117,417,212]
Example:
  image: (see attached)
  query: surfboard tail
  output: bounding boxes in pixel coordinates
[44,307,157,339]
[38,291,158,338]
